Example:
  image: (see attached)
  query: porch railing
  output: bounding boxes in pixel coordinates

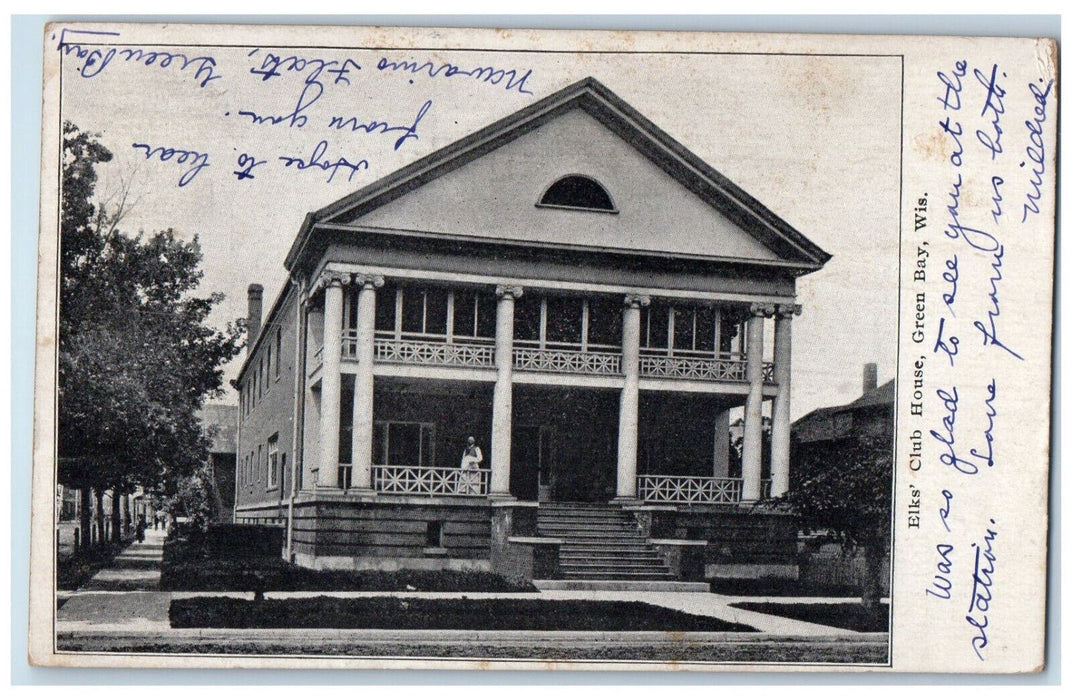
[637,475,774,504]
[373,465,491,496]
[512,345,622,375]
[370,336,496,368]
[638,475,743,504]
[638,353,777,384]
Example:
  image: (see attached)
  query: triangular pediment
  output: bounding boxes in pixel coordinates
[287,78,830,272]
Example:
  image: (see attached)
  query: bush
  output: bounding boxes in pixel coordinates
[171,596,756,631]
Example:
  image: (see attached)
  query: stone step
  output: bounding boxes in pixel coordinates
[561,563,671,573]
[537,516,634,526]
[533,579,711,592]
[559,545,656,554]
[543,536,650,545]
[538,527,641,537]
[558,570,676,580]
[561,557,666,567]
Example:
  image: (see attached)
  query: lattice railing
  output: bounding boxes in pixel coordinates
[371,338,496,368]
[637,475,744,504]
[373,465,490,496]
[639,355,748,382]
[637,355,778,384]
[512,347,621,375]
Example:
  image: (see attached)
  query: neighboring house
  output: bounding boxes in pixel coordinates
[233,78,830,583]
[792,363,894,448]
[790,363,894,593]
[200,404,239,523]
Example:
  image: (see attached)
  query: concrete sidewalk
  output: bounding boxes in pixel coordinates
[60,588,867,637]
[58,528,169,631]
[56,530,882,651]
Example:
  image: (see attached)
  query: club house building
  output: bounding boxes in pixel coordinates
[234,78,830,585]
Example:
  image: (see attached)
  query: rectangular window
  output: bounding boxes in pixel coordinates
[375,281,398,333]
[513,295,541,342]
[642,302,670,350]
[275,327,282,379]
[401,286,424,334]
[257,445,263,483]
[586,298,622,347]
[375,421,436,466]
[452,289,476,338]
[673,307,694,353]
[696,306,716,353]
[476,292,496,339]
[425,521,443,547]
[264,346,272,392]
[545,296,583,346]
[425,288,449,336]
[267,434,279,488]
[719,311,742,357]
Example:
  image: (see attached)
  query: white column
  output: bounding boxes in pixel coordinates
[316,272,347,490]
[741,302,773,503]
[490,285,522,497]
[616,293,649,501]
[770,304,801,498]
[351,275,384,491]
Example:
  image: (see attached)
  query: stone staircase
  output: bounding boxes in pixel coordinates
[537,502,675,581]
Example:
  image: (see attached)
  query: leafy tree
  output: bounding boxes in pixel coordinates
[775,434,892,609]
[57,121,243,542]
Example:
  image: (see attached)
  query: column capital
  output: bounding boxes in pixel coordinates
[352,273,385,290]
[749,302,777,318]
[495,285,524,299]
[775,303,802,318]
[624,293,651,309]
[314,270,349,293]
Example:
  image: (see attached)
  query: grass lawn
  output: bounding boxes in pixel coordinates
[729,602,889,633]
[170,596,757,632]
[160,538,534,593]
[57,542,126,591]
[708,577,864,597]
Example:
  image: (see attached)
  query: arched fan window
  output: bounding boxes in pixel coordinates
[537,175,617,213]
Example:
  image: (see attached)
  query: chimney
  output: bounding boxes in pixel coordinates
[247,283,264,353]
[863,362,878,394]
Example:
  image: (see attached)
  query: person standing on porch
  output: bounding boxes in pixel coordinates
[459,436,483,494]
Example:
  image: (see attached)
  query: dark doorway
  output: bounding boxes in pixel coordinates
[511,425,546,501]
[513,387,618,502]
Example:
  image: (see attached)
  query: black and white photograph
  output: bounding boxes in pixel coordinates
[28,22,1054,672]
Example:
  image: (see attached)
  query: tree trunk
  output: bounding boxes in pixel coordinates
[110,491,122,544]
[859,545,886,611]
[122,494,131,535]
[78,486,92,551]
[94,489,105,548]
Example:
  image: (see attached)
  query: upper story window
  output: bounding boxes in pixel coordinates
[274,328,283,379]
[514,293,622,351]
[537,175,617,213]
[267,434,279,489]
[371,282,496,342]
[641,302,745,359]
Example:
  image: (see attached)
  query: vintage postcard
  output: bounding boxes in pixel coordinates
[28,23,1056,672]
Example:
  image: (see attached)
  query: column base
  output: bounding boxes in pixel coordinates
[611,496,641,506]
[488,491,517,501]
